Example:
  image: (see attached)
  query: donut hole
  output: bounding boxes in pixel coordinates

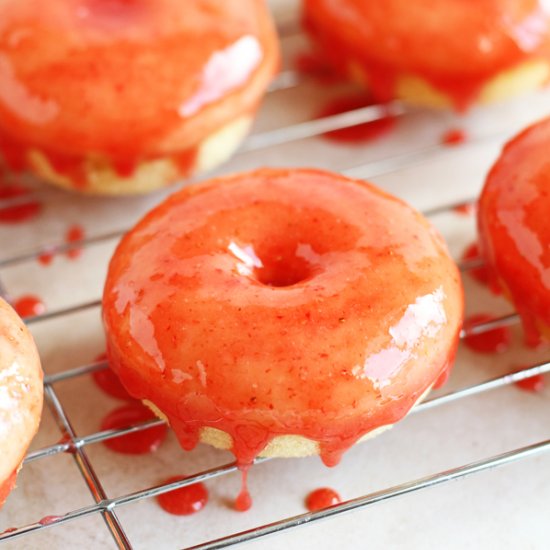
[255,253,314,287]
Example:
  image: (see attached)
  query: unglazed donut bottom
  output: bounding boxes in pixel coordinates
[0,297,43,508]
[103,168,463,467]
[144,384,433,459]
[304,0,550,110]
[349,60,550,110]
[24,116,252,196]
[478,116,550,346]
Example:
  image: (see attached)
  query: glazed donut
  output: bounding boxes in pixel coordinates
[0,0,279,194]
[478,116,550,346]
[303,0,550,111]
[0,297,43,508]
[102,168,463,467]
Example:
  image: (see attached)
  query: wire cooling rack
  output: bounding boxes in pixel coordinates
[2,11,550,550]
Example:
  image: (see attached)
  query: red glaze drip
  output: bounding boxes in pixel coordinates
[46,151,88,189]
[515,372,545,392]
[305,487,342,511]
[441,129,467,146]
[303,0,550,110]
[103,169,463,469]
[463,313,512,354]
[38,249,55,266]
[294,51,343,84]
[36,224,86,266]
[112,157,138,179]
[13,295,46,318]
[317,95,396,143]
[461,242,492,287]
[157,476,208,515]
[171,148,199,176]
[0,140,26,172]
[478,116,550,346]
[38,515,61,526]
[433,363,452,389]
[234,468,252,512]
[0,183,41,224]
[0,469,17,508]
[65,224,85,260]
[453,203,476,216]
[100,403,167,454]
[0,0,279,190]
[92,352,132,400]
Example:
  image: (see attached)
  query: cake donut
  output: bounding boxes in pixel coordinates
[102,168,463,467]
[0,297,43,508]
[0,0,279,194]
[478,116,550,346]
[303,0,550,111]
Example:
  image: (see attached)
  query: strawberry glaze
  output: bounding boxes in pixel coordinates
[0,182,41,223]
[234,468,252,512]
[92,352,132,400]
[100,403,167,454]
[461,242,492,287]
[157,476,209,515]
[13,295,46,318]
[478,116,550,345]
[102,168,463,468]
[38,249,55,266]
[0,469,17,508]
[303,0,550,110]
[453,203,476,217]
[515,372,545,392]
[65,224,85,260]
[441,129,467,147]
[317,95,396,143]
[36,224,86,266]
[305,487,342,511]
[0,0,279,189]
[463,313,512,354]
[38,515,62,526]
[294,51,343,84]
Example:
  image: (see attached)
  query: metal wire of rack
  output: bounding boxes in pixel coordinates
[1,17,550,550]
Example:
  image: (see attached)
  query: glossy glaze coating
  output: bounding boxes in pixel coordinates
[305,487,342,511]
[0,297,43,507]
[478,116,550,345]
[0,181,42,223]
[103,168,463,467]
[0,0,279,190]
[303,0,550,110]
[156,476,209,515]
[100,403,168,454]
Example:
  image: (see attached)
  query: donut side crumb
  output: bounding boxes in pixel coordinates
[347,59,550,108]
[24,116,252,195]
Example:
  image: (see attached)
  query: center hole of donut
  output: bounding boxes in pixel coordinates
[229,242,316,287]
[255,253,313,287]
